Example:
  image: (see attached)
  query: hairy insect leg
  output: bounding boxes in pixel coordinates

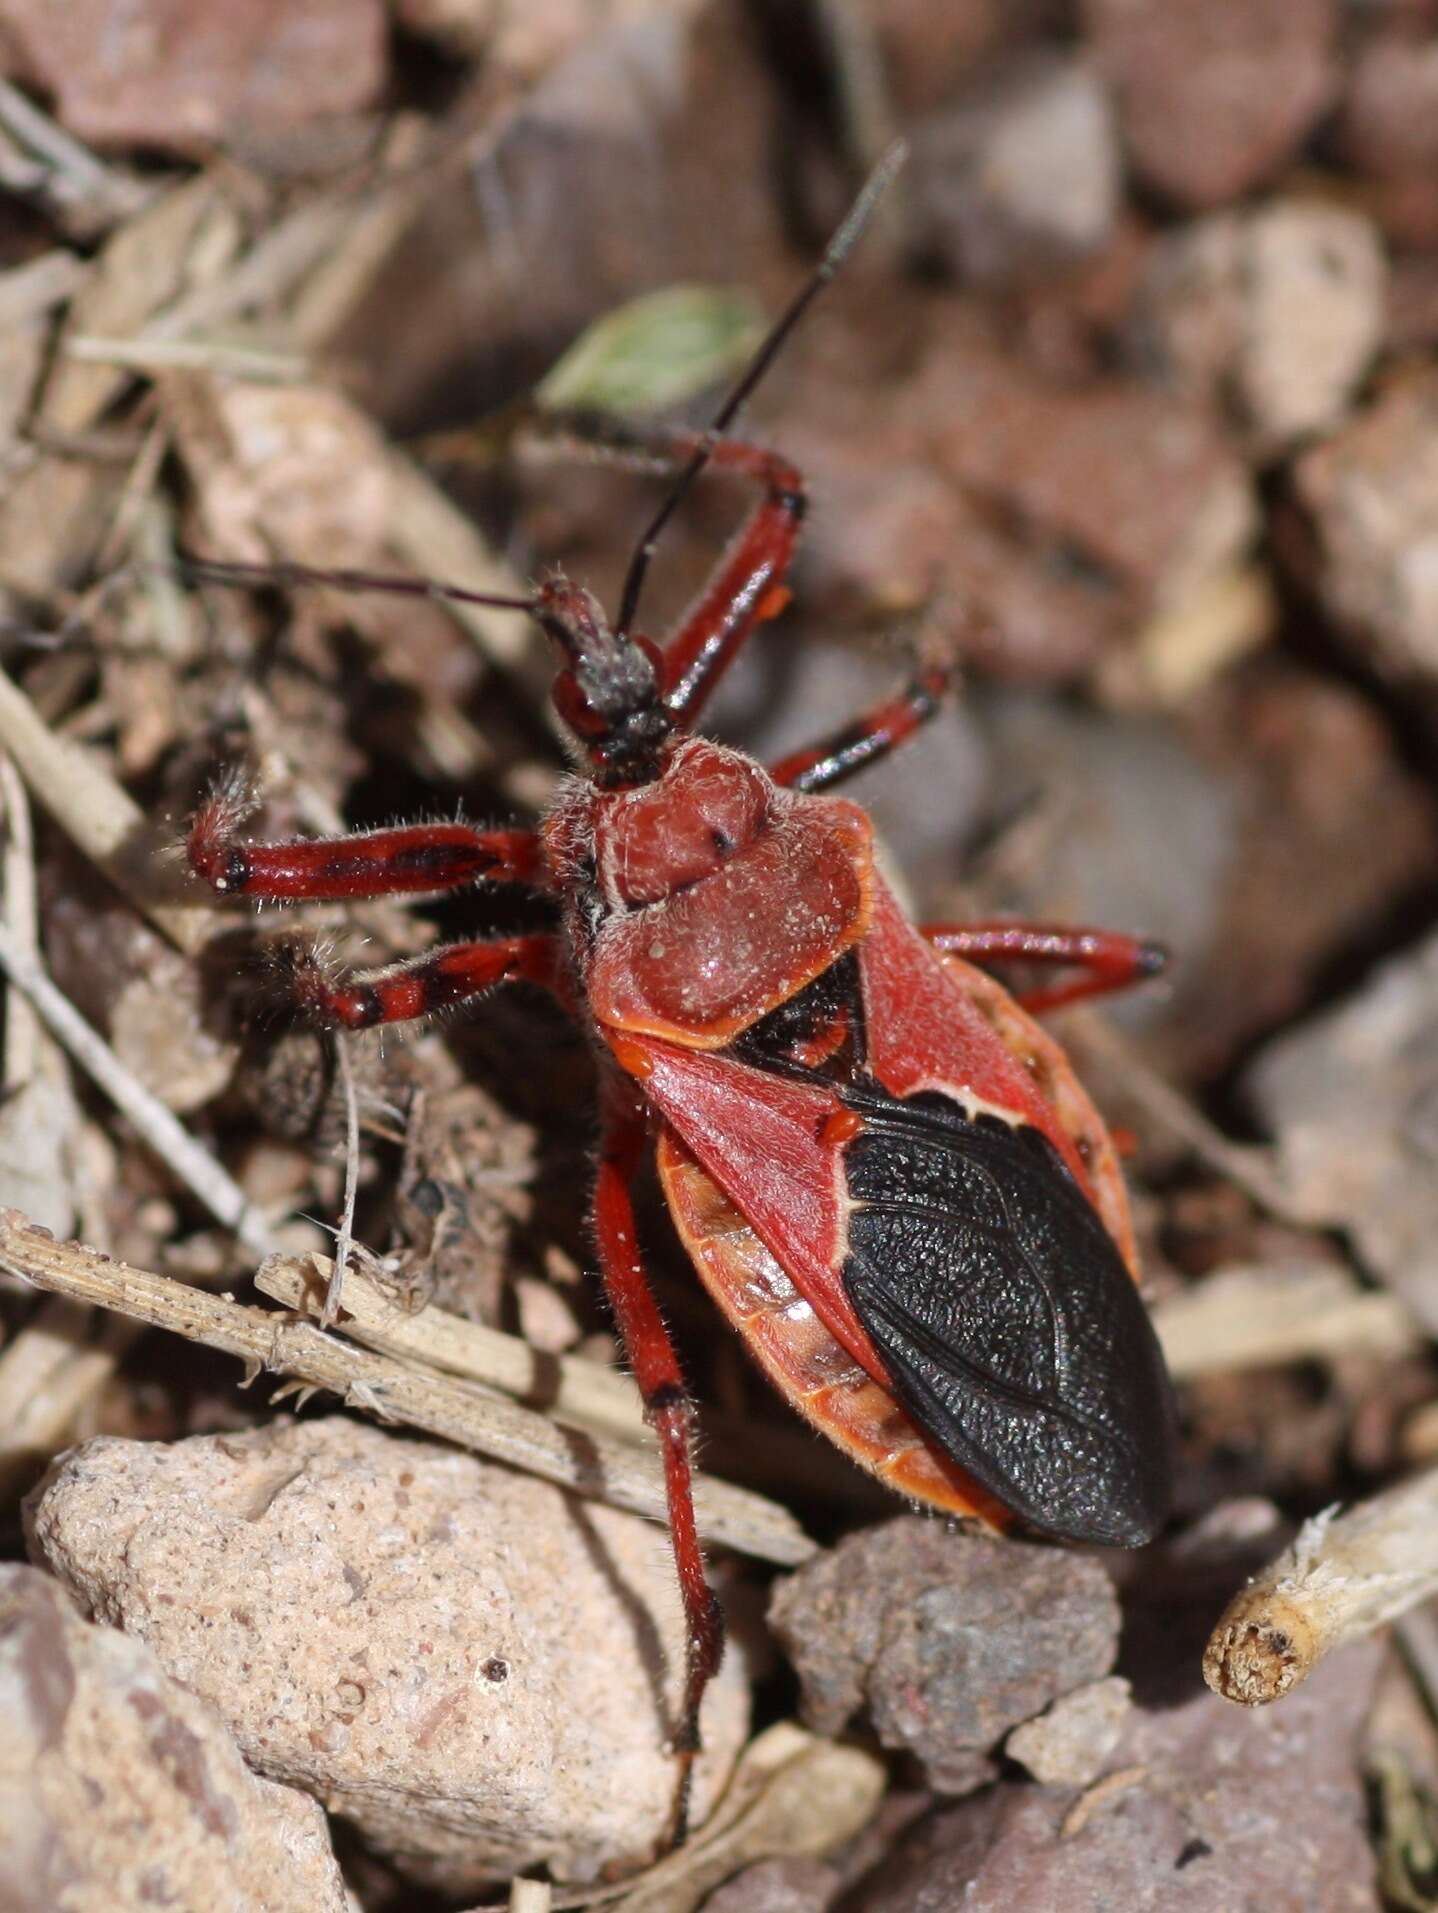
[768,667,951,793]
[286,933,568,1029]
[189,785,545,902]
[921,922,1169,1013]
[593,1088,723,1849]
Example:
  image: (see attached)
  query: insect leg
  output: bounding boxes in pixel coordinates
[189,790,546,902]
[767,667,950,792]
[285,933,567,1029]
[593,1088,722,1848]
[528,414,806,727]
[922,922,1169,1013]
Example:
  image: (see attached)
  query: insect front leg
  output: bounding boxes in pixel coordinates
[592,1088,722,1849]
[529,414,806,725]
[188,782,546,902]
[922,922,1169,1013]
[283,933,568,1029]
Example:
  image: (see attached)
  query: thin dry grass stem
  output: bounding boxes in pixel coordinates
[1153,1261,1419,1381]
[94,418,171,575]
[256,1251,648,1443]
[287,114,429,347]
[142,195,362,345]
[0,661,215,955]
[0,924,274,1258]
[0,754,143,1496]
[63,335,310,381]
[383,453,564,811]
[0,753,42,1089]
[320,1037,361,1331]
[0,248,86,327]
[0,78,151,230]
[1204,1465,1438,1706]
[0,1210,815,1566]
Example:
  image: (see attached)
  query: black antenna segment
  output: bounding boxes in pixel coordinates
[613,139,907,641]
[176,554,537,617]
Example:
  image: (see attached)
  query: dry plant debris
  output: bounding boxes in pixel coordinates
[0,3,1437,1907]
[1205,1467,1438,1708]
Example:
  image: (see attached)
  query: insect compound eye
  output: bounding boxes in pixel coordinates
[552,668,607,739]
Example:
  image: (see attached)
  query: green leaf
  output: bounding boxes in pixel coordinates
[536,285,767,418]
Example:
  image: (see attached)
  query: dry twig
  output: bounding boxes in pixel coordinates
[0,661,214,954]
[257,1252,648,1443]
[1204,1466,1438,1705]
[1069,1010,1309,1223]
[1153,1261,1418,1381]
[0,1210,815,1567]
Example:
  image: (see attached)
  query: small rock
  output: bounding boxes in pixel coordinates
[1085,0,1337,209]
[1004,1675,1131,1787]
[0,0,386,154]
[864,0,1025,118]
[1245,925,1438,1337]
[909,55,1121,284]
[850,1640,1383,1911]
[1134,661,1437,1082]
[911,339,1258,615]
[26,1417,749,1891]
[0,1562,347,1912]
[1289,368,1438,686]
[1342,34,1438,247]
[1131,202,1386,452]
[768,1519,1119,1793]
[700,1855,841,1913]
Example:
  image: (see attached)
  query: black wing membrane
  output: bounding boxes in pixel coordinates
[841,1086,1176,1546]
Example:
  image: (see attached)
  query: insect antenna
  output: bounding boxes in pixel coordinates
[174,553,538,617]
[613,138,907,641]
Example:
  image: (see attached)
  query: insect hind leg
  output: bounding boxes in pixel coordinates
[922,922,1169,1014]
[593,1090,723,1849]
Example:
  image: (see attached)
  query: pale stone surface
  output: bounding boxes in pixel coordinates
[0,1562,348,1913]
[26,1417,749,1890]
[1290,369,1438,685]
[1004,1675,1131,1787]
[910,55,1121,284]
[1246,926,1438,1336]
[1133,203,1386,451]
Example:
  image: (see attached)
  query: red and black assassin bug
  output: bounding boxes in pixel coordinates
[184,145,1177,1838]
